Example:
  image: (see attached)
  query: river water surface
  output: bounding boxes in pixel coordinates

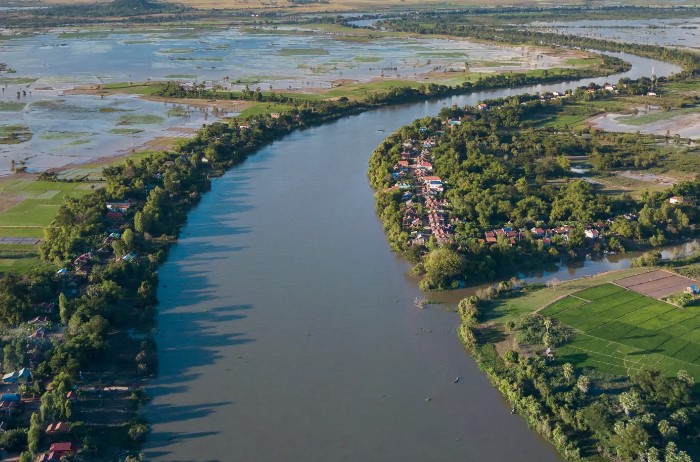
[144,53,680,461]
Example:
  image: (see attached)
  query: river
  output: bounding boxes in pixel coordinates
[144,53,681,461]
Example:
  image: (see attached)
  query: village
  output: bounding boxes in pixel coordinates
[0,194,151,461]
[388,113,694,255]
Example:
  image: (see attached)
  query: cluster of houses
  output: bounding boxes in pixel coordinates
[0,366,82,460]
[391,137,453,245]
[105,200,134,224]
[387,124,665,250]
[480,224,605,247]
[36,442,78,462]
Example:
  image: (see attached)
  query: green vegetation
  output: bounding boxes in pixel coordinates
[0,77,37,86]
[278,47,329,56]
[368,89,700,289]
[352,56,383,63]
[116,115,165,126]
[109,128,145,135]
[542,284,700,378]
[0,125,31,144]
[166,107,191,117]
[40,131,92,141]
[458,276,699,462]
[0,102,26,112]
[0,180,98,239]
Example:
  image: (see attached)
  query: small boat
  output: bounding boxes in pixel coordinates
[453,377,460,383]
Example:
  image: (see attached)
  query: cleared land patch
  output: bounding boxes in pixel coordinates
[541,283,700,378]
[615,269,696,299]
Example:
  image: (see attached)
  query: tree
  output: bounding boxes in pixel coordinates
[134,211,145,233]
[0,428,28,452]
[543,317,552,333]
[665,442,693,462]
[658,420,678,440]
[121,228,135,250]
[613,421,649,460]
[503,350,519,364]
[28,412,42,454]
[619,390,642,416]
[577,375,590,394]
[562,363,574,382]
[421,247,464,290]
[59,292,70,325]
[128,423,150,442]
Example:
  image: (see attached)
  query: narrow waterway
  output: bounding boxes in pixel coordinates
[144,53,680,461]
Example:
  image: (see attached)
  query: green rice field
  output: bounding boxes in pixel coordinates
[0,179,99,238]
[541,283,700,378]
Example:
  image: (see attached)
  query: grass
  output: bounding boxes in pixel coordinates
[167,107,191,117]
[0,77,37,85]
[117,114,165,125]
[0,180,100,234]
[483,267,653,323]
[541,283,700,378]
[237,102,295,118]
[40,131,92,141]
[353,56,383,63]
[109,128,144,135]
[0,125,31,144]
[101,82,165,96]
[278,47,329,56]
[0,102,26,112]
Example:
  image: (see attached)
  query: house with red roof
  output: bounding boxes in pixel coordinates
[47,442,77,460]
[46,422,70,435]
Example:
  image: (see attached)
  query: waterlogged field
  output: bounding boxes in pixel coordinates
[589,106,700,139]
[532,18,700,50]
[0,94,209,174]
[0,26,573,91]
[0,25,583,174]
[541,283,700,378]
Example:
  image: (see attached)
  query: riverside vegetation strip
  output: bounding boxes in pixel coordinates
[0,12,697,462]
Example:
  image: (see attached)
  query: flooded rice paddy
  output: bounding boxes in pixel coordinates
[0,26,580,174]
[531,18,700,50]
[589,107,700,139]
[1,26,572,89]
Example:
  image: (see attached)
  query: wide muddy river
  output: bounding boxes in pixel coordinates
[144,53,680,461]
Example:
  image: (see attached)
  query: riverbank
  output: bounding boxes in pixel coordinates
[458,264,699,461]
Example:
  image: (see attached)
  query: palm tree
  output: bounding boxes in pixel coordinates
[562,363,574,382]
[543,317,552,333]
[577,375,590,393]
